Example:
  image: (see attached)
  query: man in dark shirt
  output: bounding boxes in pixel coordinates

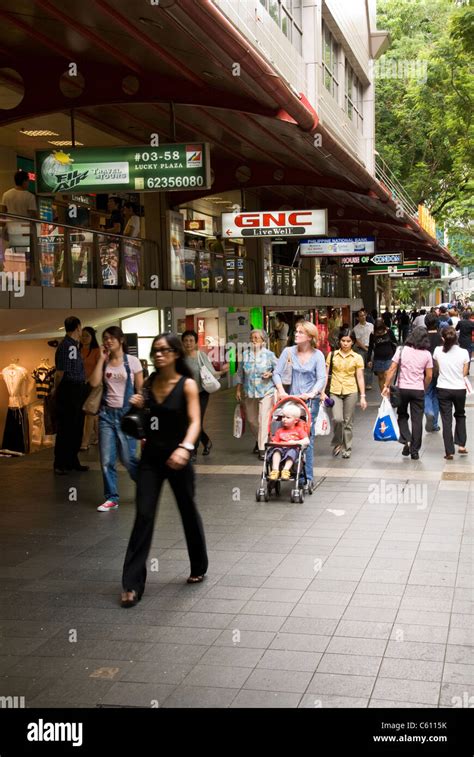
[52,316,88,474]
[382,309,392,328]
[424,313,443,432]
[104,197,122,234]
[456,311,474,372]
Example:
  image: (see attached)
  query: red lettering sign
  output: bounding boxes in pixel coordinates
[235,214,259,228]
[288,211,312,225]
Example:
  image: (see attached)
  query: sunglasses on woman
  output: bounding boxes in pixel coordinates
[151,347,176,355]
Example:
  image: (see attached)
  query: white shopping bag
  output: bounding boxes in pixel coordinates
[373,397,400,442]
[314,404,331,436]
[233,403,245,438]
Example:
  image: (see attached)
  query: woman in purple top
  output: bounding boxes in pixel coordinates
[382,327,433,460]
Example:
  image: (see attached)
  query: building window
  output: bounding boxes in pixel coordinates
[345,61,364,130]
[260,0,303,53]
[322,22,339,99]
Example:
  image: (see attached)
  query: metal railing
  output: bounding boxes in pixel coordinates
[0,213,316,297]
[0,213,159,289]
[375,154,418,219]
[183,247,257,294]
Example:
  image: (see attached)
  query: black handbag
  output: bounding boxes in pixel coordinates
[389,347,403,408]
[120,407,149,439]
[120,384,151,440]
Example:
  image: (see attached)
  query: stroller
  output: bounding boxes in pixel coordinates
[256,395,312,504]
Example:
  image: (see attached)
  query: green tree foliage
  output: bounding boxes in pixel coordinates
[376,0,473,265]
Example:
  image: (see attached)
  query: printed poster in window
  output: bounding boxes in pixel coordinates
[168,210,185,290]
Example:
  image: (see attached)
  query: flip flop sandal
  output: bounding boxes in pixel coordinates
[333,446,342,457]
[187,575,205,584]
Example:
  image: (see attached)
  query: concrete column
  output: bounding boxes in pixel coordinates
[360,270,376,312]
[143,192,169,289]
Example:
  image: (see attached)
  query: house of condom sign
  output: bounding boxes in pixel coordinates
[221,210,328,238]
[35,144,211,194]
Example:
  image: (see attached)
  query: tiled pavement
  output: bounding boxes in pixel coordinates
[0,387,472,709]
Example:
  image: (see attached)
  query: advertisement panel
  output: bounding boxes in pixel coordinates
[35,144,211,194]
[222,209,327,238]
[299,237,375,256]
[168,210,186,290]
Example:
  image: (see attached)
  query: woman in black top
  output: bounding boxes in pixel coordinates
[121,333,208,608]
[367,319,397,391]
[456,311,474,367]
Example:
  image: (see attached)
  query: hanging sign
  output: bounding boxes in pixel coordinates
[340,252,404,267]
[35,144,211,194]
[222,209,327,238]
[299,237,375,256]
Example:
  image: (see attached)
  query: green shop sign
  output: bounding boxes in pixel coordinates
[35,143,211,194]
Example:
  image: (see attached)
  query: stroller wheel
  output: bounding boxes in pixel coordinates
[255,488,264,502]
[275,481,281,496]
[291,488,304,504]
[264,489,270,502]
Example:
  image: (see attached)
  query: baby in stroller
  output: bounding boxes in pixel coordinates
[267,402,310,480]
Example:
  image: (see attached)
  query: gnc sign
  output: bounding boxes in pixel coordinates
[221,209,327,238]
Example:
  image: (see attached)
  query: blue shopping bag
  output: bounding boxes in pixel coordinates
[373,398,400,442]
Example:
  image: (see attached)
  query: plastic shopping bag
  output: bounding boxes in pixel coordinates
[314,403,331,436]
[233,403,245,438]
[373,398,400,442]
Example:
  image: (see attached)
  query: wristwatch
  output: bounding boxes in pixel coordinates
[178,442,194,452]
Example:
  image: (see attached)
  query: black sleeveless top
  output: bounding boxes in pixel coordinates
[142,374,189,456]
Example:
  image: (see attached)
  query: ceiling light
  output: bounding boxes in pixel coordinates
[48,140,84,146]
[18,328,27,333]
[202,71,217,79]
[20,129,59,137]
[58,326,64,330]
[138,17,164,30]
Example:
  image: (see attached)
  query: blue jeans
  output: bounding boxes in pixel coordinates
[99,407,138,503]
[300,399,319,484]
[424,379,440,429]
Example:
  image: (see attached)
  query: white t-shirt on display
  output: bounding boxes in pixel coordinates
[353,322,374,348]
[433,345,469,390]
[103,355,142,407]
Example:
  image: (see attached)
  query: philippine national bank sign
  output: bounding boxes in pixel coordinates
[35,144,211,194]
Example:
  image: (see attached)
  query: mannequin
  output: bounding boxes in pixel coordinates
[31,358,55,447]
[32,358,55,398]
[1,360,30,453]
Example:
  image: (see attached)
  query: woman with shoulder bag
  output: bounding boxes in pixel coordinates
[382,327,433,460]
[367,319,398,392]
[320,328,367,459]
[235,329,277,459]
[182,330,228,458]
[121,333,208,607]
[434,326,470,460]
[80,326,101,450]
[88,326,143,511]
[273,321,326,489]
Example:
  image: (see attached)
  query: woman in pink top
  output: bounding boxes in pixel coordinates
[382,327,433,459]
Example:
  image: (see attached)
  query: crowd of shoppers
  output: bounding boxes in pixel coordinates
[46,303,471,611]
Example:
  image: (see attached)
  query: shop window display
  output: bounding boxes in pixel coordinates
[1,360,30,454]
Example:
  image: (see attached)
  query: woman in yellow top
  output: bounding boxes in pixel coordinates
[320,328,368,458]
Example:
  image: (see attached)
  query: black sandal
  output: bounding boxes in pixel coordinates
[187,575,205,584]
[120,589,142,608]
